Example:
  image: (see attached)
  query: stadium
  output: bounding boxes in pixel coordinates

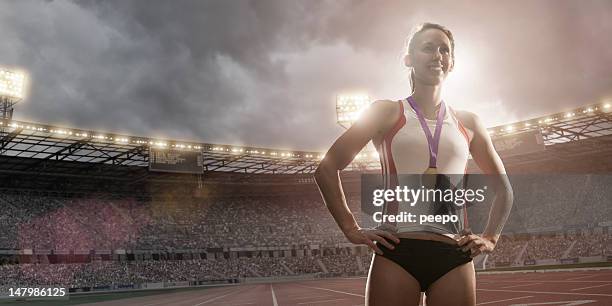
[2,1,612,305]
[1,65,612,305]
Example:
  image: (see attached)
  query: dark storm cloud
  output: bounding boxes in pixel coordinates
[0,0,611,151]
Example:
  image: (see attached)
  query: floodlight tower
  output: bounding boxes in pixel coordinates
[0,68,26,121]
[335,94,370,129]
[335,94,378,168]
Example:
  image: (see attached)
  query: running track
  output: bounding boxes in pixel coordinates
[75,269,612,306]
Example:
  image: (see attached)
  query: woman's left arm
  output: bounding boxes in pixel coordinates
[457,111,514,257]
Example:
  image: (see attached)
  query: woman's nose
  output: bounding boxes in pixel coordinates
[432,49,442,60]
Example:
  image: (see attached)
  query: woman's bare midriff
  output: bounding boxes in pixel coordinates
[396,231,460,246]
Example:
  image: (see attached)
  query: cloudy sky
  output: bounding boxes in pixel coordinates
[1,0,611,151]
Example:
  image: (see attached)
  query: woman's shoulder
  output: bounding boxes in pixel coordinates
[371,99,402,111]
[367,100,403,139]
[367,99,403,121]
[449,108,480,131]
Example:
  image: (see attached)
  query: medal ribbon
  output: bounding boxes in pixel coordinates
[406,96,446,169]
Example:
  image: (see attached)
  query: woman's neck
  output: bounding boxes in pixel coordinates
[411,84,444,119]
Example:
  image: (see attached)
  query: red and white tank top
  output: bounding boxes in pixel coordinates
[376,99,472,235]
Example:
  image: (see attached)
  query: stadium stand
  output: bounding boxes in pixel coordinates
[1,103,611,292]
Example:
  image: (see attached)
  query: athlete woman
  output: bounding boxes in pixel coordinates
[314,23,513,306]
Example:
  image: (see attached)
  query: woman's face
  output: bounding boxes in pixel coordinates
[406,28,454,86]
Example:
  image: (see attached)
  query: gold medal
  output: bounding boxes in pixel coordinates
[422,167,438,189]
[424,167,437,175]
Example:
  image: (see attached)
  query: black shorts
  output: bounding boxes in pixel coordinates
[377,238,472,292]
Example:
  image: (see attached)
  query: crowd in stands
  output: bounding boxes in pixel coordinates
[486,236,524,264]
[568,233,609,257]
[524,236,574,261]
[1,193,353,250]
[3,175,610,251]
[320,248,361,275]
[486,233,612,266]
[0,254,371,293]
[1,179,611,291]
[508,175,611,232]
[2,228,611,292]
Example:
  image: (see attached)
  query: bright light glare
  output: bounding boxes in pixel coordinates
[0,68,26,99]
[336,94,370,125]
[444,44,478,106]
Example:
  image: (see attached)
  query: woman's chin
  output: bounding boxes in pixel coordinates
[414,72,447,86]
[419,77,445,87]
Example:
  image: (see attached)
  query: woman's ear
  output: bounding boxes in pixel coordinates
[404,54,412,68]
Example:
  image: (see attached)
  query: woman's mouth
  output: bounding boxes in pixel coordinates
[429,64,444,73]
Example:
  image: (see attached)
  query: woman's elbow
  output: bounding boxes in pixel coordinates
[314,159,336,184]
[506,186,514,204]
[314,161,326,179]
[491,175,514,205]
[500,181,514,206]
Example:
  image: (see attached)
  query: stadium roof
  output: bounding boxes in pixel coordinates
[1,102,611,176]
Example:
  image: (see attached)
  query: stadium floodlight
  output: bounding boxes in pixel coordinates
[0,67,27,121]
[0,68,25,99]
[336,94,370,129]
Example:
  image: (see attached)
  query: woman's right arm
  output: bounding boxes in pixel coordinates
[314,100,401,255]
